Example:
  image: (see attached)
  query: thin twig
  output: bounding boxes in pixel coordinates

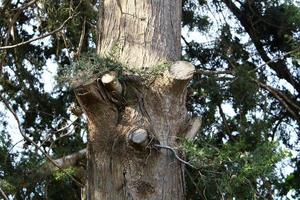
[0,187,8,200]
[0,94,84,187]
[154,144,196,168]
[185,169,203,197]
[9,138,24,153]
[0,14,77,50]
[195,69,233,76]
[12,0,38,11]
[251,47,300,73]
[55,117,79,133]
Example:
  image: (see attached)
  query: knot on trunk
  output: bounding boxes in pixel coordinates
[128,128,149,149]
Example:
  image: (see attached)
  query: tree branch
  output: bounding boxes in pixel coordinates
[251,47,300,73]
[195,69,233,76]
[45,148,87,171]
[222,0,300,93]
[0,187,8,200]
[12,0,38,11]
[218,104,231,134]
[76,16,86,57]
[0,94,84,187]
[253,79,300,122]
[0,14,76,50]
[154,144,196,168]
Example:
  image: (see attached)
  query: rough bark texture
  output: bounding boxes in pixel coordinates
[75,63,195,199]
[97,0,182,69]
[75,1,197,199]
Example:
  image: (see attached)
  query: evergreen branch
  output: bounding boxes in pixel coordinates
[0,187,8,200]
[254,79,300,122]
[0,14,76,50]
[223,0,300,93]
[154,144,196,168]
[0,94,84,187]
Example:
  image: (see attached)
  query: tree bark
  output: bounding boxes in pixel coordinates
[96,0,182,69]
[75,1,197,199]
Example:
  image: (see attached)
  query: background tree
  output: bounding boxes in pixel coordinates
[0,0,300,199]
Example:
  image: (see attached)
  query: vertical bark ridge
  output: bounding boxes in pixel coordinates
[76,67,193,199]
[76,1,196,199]
[97,0,182,69]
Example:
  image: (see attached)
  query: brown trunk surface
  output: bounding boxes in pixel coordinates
[97,0,182,69]
[75,0,197,199]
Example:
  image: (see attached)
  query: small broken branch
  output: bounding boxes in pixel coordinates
[185,116,202,140]
[169,61,195,80]
[154,144,196,168]
[101,72,122,94]
[128,128,149,148]
[46,148,87,171]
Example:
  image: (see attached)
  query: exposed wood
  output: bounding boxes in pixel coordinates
[169,61,195,80]
[75,67,192,199]
[77,0,192,199]
[101,71,123,94]
[128,128,149,148]
[46,148,87,170]
[185,117,202,140]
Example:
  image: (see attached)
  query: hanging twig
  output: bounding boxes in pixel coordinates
[154,144,196,168]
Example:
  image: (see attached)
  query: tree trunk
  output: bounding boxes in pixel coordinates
[96,0,181,69]
[75,0,197,199]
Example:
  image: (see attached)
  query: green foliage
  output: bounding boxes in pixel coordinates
[0,179,15,194]
[59,52,172,87]
[229,65,259,112]
[183,138,290,199]
[53,167,78,181]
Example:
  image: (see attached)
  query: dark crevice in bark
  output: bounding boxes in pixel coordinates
[76,61,195,199]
